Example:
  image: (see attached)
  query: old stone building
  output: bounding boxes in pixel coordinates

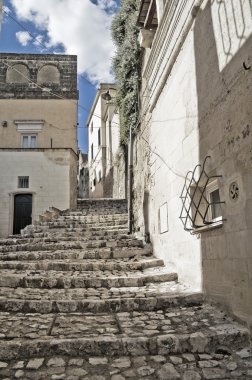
[87,84,126,198]
[0,53,78,237]
[77,151,89,198]
[133,0,252,332]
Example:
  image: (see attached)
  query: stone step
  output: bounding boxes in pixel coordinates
[57,213,128,221]
[0,350,251,380]
[0,305,249,361]
[0,257,163,272]
[0,247,151,261]
[21,226,129,238]
[0,284,203,314]
[0,267,177,289]
[38,218,128,227]
[0,239,144,254]
[0,235,141,248]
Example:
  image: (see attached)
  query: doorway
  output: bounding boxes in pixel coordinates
[13,194,32,234]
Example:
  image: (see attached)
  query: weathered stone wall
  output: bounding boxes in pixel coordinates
[113,145,127,199]
[194,1,252,332]
[134,0,252,330]
[0,53,78,99]
[0,149,76,237]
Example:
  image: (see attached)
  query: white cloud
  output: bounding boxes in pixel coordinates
[3,5,11,14]
[16,31,32,46]
[10,0,118,84]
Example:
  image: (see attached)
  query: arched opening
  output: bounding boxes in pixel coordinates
[37,65,60,84]
[6,63,30,84]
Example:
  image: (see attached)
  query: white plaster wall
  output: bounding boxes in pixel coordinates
[0,150,72,237]
[147,30,201,290]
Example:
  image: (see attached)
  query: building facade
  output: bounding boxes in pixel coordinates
[87,84,126,199]
[134,0,252,330]
[77,151,89,199]
[0,53,78,237]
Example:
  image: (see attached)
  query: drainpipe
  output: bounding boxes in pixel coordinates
[128,124,133,234]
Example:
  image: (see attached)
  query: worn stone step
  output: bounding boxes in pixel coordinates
[0,234,131,246]
[57,213,128,221]
[0,305,249,361]
[21,226,129,239]
[0,350,251,380]
[0,285,203,313]
[0,239,144,254]
[0,267,177,289]
[0,257,163,272]
[0,247,151,262]
[37,220,128,230]
[0,235,144,252]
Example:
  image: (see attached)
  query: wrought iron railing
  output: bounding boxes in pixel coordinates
[179,156,225,232]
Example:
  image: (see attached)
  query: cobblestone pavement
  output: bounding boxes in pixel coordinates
[0,199,251,379]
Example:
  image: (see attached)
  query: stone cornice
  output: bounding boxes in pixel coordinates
[143,0,204,111]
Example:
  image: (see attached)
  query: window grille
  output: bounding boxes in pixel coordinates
[179,156,225,231]
[18,176,29,188]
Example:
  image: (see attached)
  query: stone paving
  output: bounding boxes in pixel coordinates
[0,199,251,379]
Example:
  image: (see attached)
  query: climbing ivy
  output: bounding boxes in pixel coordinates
[111,0,142,145]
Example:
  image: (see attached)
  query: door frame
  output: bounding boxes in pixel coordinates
[9,191,36,235]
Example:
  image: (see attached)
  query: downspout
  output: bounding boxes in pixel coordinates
[128,124,133,234]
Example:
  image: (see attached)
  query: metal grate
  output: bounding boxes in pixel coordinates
[18,176,29,189]
[179,156,225,232]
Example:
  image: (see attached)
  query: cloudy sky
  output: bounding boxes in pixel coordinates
[1,0,120,152]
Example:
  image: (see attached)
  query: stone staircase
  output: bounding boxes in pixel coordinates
[0,199,250,380]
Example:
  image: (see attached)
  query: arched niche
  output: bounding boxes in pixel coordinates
[6,63,30,84]
[37,64,60,84]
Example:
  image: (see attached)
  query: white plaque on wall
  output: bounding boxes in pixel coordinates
[159,202,168,234]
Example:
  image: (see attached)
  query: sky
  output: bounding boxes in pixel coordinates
[0,0,120,152]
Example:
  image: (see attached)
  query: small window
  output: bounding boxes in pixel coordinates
[22,135,37,148]
[18,176,29,188]
[91,143,94,160]
[91,121,93,133]
[206,183,222,222]
[98,170,102,182]
[98,128,101,146]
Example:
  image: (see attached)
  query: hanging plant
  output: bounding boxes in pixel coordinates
[111,0,142,145]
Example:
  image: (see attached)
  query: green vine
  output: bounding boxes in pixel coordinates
[111,0,142,145]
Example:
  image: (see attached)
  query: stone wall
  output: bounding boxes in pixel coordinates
[134,0,252,330]
[0,53,78,99]
[113,145,128,199]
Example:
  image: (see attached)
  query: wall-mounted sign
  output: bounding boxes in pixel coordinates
[159,202,168,234]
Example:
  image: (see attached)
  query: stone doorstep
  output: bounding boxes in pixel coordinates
[0,271,178,289]
[0,258,164,272]
[0,292,203,314]
[0,326,249,361]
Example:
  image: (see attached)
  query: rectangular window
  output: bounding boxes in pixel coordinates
[206,182,222,222]
[91,121,93,133]
[21,135,37,148]
[91,143,94,160]
[18,176,29,188]
[98,128,101,146]
[98,170,102,182]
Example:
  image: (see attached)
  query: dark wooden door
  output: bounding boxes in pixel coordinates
[13,194,32,234]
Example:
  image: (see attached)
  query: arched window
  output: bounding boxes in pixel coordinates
[37,65,60,84]
[6,63,30,84]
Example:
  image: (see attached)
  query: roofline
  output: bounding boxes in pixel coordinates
[86,83,117,127]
